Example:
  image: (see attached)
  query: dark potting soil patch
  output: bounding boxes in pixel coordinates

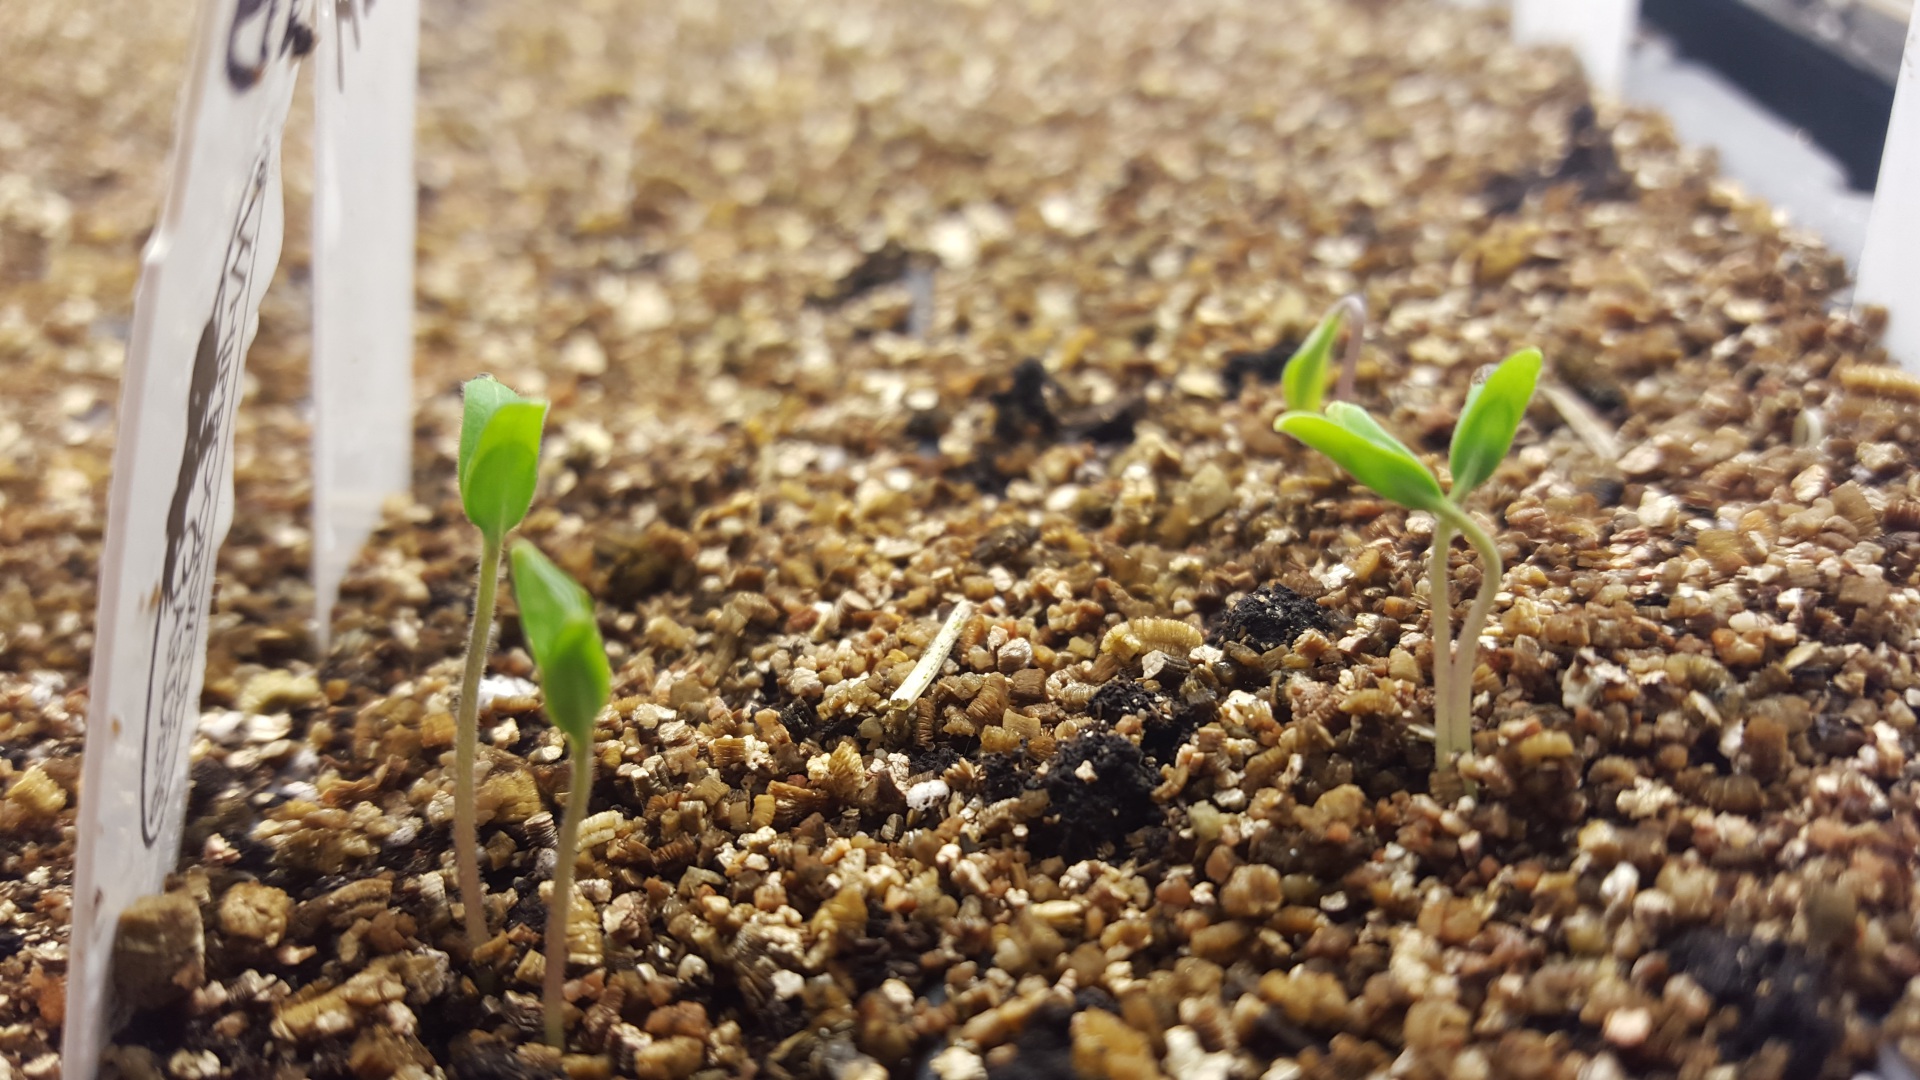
[1211,582,1336,652]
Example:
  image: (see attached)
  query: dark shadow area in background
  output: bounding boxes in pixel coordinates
[1641,0,1899,192]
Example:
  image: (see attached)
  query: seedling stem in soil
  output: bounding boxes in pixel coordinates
[509,540,612,1049]
[1277,346,1540,770]
[453,376,548,951]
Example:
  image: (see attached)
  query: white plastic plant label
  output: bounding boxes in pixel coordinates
[312,0,419,643]
[1856,8,1920,369]
[1511,0,1640,99]
[64,1,309,1074]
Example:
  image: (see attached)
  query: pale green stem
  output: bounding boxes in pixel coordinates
[1331,294,1367,401]
[1437,503,1503,769]
[545,740,594,1049]
[454,531,502,952]
[1428,517,1458,767]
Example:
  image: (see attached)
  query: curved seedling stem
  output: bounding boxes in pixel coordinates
[1435,502,1504,770]
[1428,518,1459,766]
[1330,294,1366,401]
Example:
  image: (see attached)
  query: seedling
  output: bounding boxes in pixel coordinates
[453,376,548,951]
[1276,348,1542,770]
[509,540,611,1049]
[1281,294,1367,413]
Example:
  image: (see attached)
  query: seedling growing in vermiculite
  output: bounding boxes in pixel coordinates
[508,540,611,1049]
[1281,294,1367,414]
[453,376,548,950]
[1276,345,1541,771]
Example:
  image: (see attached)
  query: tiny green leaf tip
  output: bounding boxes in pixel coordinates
[509,540,611,745]
[1280,305,1345,413]
[459,376,549,542]
[458,377,513,471]
[1448,347,1542,501]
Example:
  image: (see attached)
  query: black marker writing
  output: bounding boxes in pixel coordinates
[138,148,271,847]
[228,0,316,92]
[331,0,377,92]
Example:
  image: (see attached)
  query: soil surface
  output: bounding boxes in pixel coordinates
[6,1,1920,1079]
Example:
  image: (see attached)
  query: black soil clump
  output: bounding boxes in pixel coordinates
[1484,102,1632,215]
[1085,678,1201,763]
[904,402,949,444]
[991,359,1060,442]
[979,753,1029,804]
[1212,583,1334,652]
[506,878,549,934]
[1221,336,1300,399]
[1551,102,1633,203]
[1666,927,1837,1078]
[1087,679,1163,724]
[779,696,823,741]
[988,358,1141,447]
[807,241,913,306]
[1032,733,1160,863]
[906,742,961,778]
[1144,694,1214,763]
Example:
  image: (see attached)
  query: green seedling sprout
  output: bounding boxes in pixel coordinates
[509,540,611,1049]
[1276,348,1541,771]
[1281,294,1366,413]
[453,376,548,951]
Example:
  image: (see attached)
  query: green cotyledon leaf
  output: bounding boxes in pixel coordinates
[1280,304,1347,413]
[458,376,518,483]
[459,376,548,541]
[1276,407,1444,513]
[509,540,610,745]
[1448,347,1542,501]
[1324,401,1424,462]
